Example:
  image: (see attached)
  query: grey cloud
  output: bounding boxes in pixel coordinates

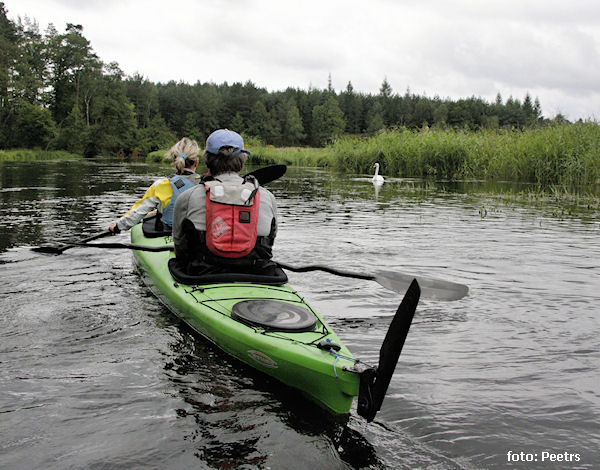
[199,21,345,71]
[395,0,600,26]
[402,17,600,96]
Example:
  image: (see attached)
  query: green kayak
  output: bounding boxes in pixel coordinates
[130,222,420,420]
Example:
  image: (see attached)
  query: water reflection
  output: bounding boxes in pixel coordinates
[0,160,165,251]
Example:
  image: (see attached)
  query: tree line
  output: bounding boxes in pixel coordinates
[1,4,558,157]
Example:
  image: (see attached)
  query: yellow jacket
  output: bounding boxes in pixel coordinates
[116,172,199,231]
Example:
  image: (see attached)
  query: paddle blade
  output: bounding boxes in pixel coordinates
[375,270,468,301]
[30,245,63,254]
[244,164,287,186]
[31,230,112,255]
[358,279,420,422]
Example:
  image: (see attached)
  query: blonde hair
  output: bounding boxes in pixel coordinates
[165,137,200,175]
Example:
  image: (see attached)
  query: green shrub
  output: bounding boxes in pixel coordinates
[146,149,169,163]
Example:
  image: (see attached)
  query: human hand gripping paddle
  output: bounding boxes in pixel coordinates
[30,165,287,256]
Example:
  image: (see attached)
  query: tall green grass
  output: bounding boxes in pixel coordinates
[331,123,600,187]
[0,149,82,162]
[248,146,334,166]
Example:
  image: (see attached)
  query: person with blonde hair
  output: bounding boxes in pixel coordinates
[109,137,200,233]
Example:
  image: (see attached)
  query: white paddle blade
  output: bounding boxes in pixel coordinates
[375,271,469,301]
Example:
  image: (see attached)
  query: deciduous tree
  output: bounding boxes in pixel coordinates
[311,96,345,146]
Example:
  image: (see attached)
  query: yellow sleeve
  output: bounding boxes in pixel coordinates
[126,178,173,214]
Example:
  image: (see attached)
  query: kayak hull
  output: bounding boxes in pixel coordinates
[131,224,360,414]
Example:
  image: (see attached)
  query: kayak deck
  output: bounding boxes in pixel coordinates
[131,224,361,414]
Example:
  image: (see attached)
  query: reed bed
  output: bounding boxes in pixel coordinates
[331,123,600,187]
[0,149,82,162]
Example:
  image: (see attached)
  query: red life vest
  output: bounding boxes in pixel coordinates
[204,177,260,258]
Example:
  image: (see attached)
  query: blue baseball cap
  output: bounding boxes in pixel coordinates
[205,129,251,156]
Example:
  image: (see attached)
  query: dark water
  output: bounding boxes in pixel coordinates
[1,160,598,469]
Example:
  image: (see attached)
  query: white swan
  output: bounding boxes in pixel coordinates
[372,163,384,185]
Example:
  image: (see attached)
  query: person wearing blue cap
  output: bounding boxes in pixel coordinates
[108,137,200,233]
[172,129,279,274]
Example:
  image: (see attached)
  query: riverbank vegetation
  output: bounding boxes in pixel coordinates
[331,123,600,187]
[0,149,81,161]
[246,123,600,188]
[148,123,600,189]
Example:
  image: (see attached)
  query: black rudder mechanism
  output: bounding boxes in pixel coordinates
[357,279,421,422]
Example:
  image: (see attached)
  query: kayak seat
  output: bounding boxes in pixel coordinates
[142,214,172,238]
[232,299,316,332]
[168,258,289,286]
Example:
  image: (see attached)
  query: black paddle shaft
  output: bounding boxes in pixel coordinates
[74,242,174,252]
[276,262,375,281]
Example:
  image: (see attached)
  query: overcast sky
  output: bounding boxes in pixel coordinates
[5,0,600,120]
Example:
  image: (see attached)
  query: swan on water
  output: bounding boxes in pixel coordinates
[372,163,384,184]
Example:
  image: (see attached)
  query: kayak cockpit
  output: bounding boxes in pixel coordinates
[143,212,289,286]
[167,258,288,286]
[142,214,172,238]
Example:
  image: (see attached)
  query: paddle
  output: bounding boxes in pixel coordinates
[243,164,287,185]
[31,230,112,254]
[276,262,468,301]
[53,240,466,301]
